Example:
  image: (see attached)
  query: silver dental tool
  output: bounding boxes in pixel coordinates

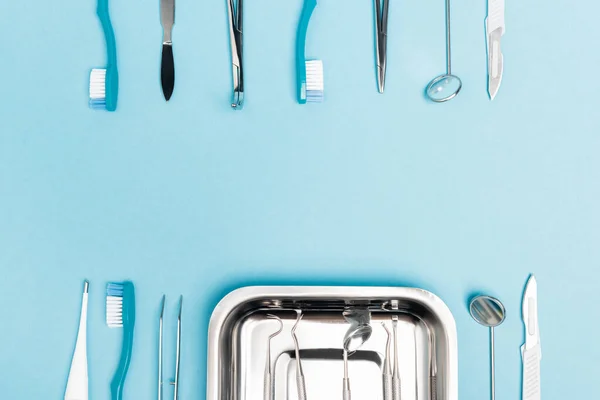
[158,295,183,400]
[470,295,506,400]
[264,314,283,400]
[292,310,307,400]
[426,0,462,102]
[342,308,373,400]
[428,324,438,400]
[226,0,244,109]
[391,315,401,400]
[374,0,390,93]
[382,323,393,400]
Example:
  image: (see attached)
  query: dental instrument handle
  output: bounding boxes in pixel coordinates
[490,326,496,400]
[343,378,351,400]
[263,372,272,400]
[430,376,437,400]
[297,374,307,400]
[444,0,452,74]
[392,375,401,400]
[383,373,393,400]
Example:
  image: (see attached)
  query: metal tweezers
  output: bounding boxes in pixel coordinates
[374,0,389,93]
[158,295,182,400]
[227,0,244,109]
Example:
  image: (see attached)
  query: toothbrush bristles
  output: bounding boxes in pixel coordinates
[305,60,324,103]
[89,68,107,110]
[106,283,124,328]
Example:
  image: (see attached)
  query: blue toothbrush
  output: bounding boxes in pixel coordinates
[296,0,324,104]
[106,282,135,400]
[89,0,118,111]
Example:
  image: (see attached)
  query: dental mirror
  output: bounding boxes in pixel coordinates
[470,295,506,400]
[342,309,372,400]
[426,0,462,102]
[344,324,372,353]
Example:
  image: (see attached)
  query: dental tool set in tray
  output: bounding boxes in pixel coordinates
[64,276,537,400]
[88,0,505,111]
[208,286,457,400]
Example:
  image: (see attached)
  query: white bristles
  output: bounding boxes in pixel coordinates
[305,60,324,102]
[106,295,123,328]
[89,69,106,100]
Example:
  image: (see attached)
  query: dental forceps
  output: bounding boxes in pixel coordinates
[158,295,182,400]
[227,0,244,109]
[374,0,390,93]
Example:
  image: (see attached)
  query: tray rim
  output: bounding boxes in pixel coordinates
[207,285,458,400]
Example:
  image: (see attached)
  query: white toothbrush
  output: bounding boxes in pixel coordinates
[65,280,89,400]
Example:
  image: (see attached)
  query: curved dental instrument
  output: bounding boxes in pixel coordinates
[264,314,283,400]
[382,323,393,400]
[392,315,401,400]
[292,311,308,400]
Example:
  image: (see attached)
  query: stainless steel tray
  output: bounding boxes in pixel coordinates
[207,286,458,400]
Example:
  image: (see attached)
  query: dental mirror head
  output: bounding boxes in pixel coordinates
[343,324,372,353]
[426,74,462,102]
[469,295,506,327]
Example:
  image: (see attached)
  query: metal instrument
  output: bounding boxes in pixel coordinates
[470,295,506,400]
[391,315,401,400]
[207,286,459,400]
[291,311,307,400]
[263,314,283,400]
[486,0,505,100]
[374,0,390,93]
[226,0,244,109]
[160,0,175,100]
[428,324,438,400]
[158,295,183,400]
[342,308,373,400]
[521,275,541,400]
[381,323,393,400]
[426,0,462,102]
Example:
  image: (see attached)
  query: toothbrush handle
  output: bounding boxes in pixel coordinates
[111,284,135,400]
[110,324,134,400]
[96,0,118,111]
[295,0,317,103]
[96,0,117,67]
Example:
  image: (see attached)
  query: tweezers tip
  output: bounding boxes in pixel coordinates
[160,295,166,317]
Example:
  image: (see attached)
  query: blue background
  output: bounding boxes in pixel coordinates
[0,0,598,398]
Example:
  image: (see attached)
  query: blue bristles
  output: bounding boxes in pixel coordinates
[106,282,124,297]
